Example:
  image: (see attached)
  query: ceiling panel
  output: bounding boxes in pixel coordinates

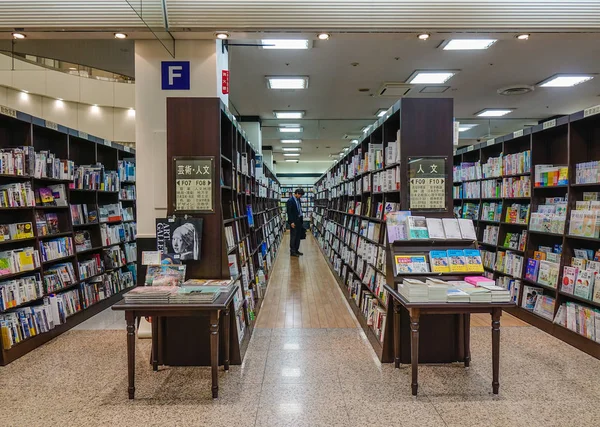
[166,0,600,30]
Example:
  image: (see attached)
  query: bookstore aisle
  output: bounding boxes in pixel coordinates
[1,233,599,426]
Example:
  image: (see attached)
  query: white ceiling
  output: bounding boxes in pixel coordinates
[227,32,600,171]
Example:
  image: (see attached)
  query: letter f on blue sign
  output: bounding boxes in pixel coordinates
[161,61,190,90]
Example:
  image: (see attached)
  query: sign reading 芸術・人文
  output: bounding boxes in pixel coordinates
[173,157,215,213]
[408,156,447,211]
[161,61,190,90]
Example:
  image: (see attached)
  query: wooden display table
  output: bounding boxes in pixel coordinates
[112,288,236,399]
[384,284,514,396]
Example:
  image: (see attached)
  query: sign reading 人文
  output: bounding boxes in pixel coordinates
[173,157,215,213]
[408,157,447,211]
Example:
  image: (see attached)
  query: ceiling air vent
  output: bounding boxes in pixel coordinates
[377,83,411,98]
[497,85,534,96]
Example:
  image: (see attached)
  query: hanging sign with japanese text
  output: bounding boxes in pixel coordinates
[173,156,215,213]
[408,156,447,211]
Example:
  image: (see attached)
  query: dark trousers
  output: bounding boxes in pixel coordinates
[290,224,301,254]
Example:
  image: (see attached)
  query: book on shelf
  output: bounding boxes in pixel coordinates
[533,295,556,320]
[426,218,446,240]
[0,248,40,276]
[394,254,429,274]
[40,236,74,262]
[74,230,93,252]
[447,249,468,272]
[44,262,77,293]
[442,218,462,239]
[458,218,477,240]
[521,285,543,310]
[537,260,560,288]
[0,273,43,311]
[429,250,450,273]
[0,222,34,241]
[574,270,594,300]
[406,216,429,239]
[0,182,35,207]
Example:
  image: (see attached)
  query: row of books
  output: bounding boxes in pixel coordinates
[505,203,530,225]
[70,203,98,225]
[118,160,136,182]
[80,269,135,309]
[372,166,401,193]
[72,165,119,192]
[0,182,35,207]
[0,289,82,349]
[44,263,77,293]
[495,250,523,278]
[394,249,484,274]
[0,273,43,312]
[386,213,477,242]
[534,164,569,187]
[79,256,103,281]
[0,248,40,277]
[575,160,600,185]
[0,222,34,242]
[481,202,503,222]
[483,156,502,179]
[502,231,527,251]
[502,176,531,198]
[453,161,482,182]
[36,184,68,207]
[503,151,531,176]
[520,286,555,320]
[554,301,600,343]
[530,197,567,234]
[461,202,479,220]
[40,237,74,262]
[0,147,75,180]
[453,151,531,181]
[398,276,511,303]
[481,179,502,198]
[453,181,480,199]
[482,225,499,245]
[568,200,600,239]
[561,252,600,302]
[119,186,136,200]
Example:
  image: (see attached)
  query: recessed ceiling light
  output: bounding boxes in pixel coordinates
[114,33,127,39]
[516,34,530,40]
[475,109,514,117]
[442,39,496,50]
[407,70,457,84]
[538,74,594,88]
[68,67,77,71]
[458,124,478,132]
[351,139,358,144]
[274,111,305,119]
[281,139,302,143]
[279,126,303,133]
[20,92,28,100]
[215,32,229,40]
[317,33,330,40]
[285,159,299,162]
[376,109,387,117]
[284,153,300,157]
[343,147,349,151]
[12,33,25,39]
[283,147,301,152]
[128,108,136,117]
[361,126,371,133]
[266,76,309,90]
[261,39,310,49]
[418,33,430,40]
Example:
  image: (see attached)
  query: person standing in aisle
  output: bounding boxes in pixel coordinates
[286,188,305,257]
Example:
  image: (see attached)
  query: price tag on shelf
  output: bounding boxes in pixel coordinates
[487,138,495,146]
[104,139,112,147]
[78,131,88,140]
[513,129,524,138]
[543,119,556,130]
[584,105,600,118]
[124,146,131,153]
[45,120,58,131]
[467,145,474,152]
[0,105,17,118]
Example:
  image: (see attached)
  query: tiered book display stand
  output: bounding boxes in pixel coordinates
[0,105,136,365]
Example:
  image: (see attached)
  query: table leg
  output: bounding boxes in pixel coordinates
[410,309,420,396]
[210,310,220,399]
[464,314,471,368]
[223,307,230,372]
[393,301,401,369]
[151,316,159,372]
[126,311,136,400]
[491,308,501,394]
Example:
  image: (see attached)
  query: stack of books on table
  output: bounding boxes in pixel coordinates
[397,278,428,302]
[124,286,175,304]
[397,276,511,303]
[169,286,221,304]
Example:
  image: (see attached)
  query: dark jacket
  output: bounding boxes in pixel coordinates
[286,196,303,226]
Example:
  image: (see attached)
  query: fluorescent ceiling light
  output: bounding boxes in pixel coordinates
[476,109,514,117]
[262,39,309,50]
[281,139,301,143]
[376,109,387,117]
[285,159,299,162]
[283,147,301,152]
[539,74,594,88]
[284,153,300,157]
[274,111,305,119]
[266,76,309,90]
[442,39,496,50]
[279,126,303,133]
[351,139,358,144]
[459,124,478,132]
[361,126,371,133]
[407,70,457,84]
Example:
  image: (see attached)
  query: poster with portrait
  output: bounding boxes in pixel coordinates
[156,217,203,261]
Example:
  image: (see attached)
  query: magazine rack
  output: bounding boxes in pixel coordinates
[385,238,480,364]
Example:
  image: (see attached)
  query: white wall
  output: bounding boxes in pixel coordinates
[135,39,225,238]
[278,176,319,186]
[0,86,135,142]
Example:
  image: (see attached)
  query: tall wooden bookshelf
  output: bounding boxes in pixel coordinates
[0,105,136,365]
[160,98,284,366]
[453,105,600,359]
[312,98,454,362]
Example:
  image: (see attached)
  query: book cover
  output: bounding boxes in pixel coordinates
[45,213,60,234]
[38,187,55,206]
[425,218,446,240]
[12,222,34,239]
[447,249,468,272]
[385,211,411,242]
[592,275,600,304]
[394,254,429,274]
[442,218,462,239]
[429,250,450,273]
[458,218,477,240]
[537,261,555,287]
[406,216,429,239]
[464,249,484,272]
[533,251,546,261]
[525,259,540,282]
[574,270,594,299]
[561,266,578,295]
[521,285,543,310]
[572,257,588,270]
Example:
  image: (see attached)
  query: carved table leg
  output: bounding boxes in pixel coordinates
[491,308,501,394]
[224,307,230,372]
[126,311,136,399]
[410,308,420,396]
[394,301,402,369]
[210,310,220,399]
[464,314,471,368]
[151,316,159,371]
